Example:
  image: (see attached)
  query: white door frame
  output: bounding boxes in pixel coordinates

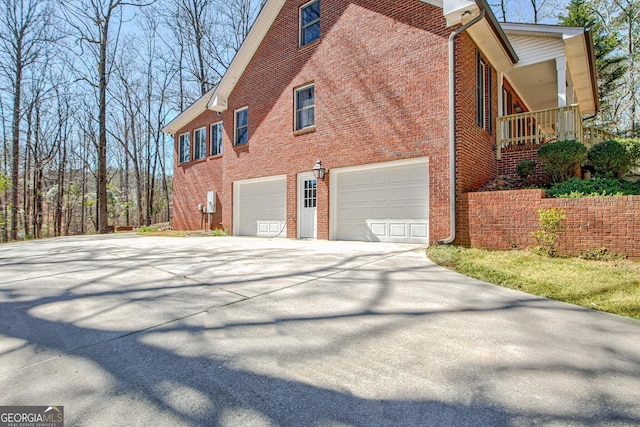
[297,172,317,239]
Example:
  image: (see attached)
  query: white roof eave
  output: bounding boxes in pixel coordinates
[208,0,287,112]
[161,88,216,135]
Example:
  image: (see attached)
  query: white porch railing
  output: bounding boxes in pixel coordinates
[496,105,585,159]
[583,127,619,147]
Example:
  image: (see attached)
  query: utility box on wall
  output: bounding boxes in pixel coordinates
[206,191,216,213]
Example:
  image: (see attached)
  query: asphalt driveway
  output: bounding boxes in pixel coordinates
[0,235,639,426]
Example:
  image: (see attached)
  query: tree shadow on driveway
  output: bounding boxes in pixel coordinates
[0,236,639,426]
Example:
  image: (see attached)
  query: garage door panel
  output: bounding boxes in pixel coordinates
[334,160,429,243]
[236,178,286,237]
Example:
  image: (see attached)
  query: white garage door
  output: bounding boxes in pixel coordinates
[234,176,287,237]
[331,159,429,243]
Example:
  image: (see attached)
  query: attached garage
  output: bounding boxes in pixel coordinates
[233,176,287,237]
[330,158,429,243]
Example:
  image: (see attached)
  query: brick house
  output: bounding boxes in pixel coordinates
[162,0,598,244]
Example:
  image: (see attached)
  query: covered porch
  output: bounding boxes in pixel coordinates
[491,23,605,160]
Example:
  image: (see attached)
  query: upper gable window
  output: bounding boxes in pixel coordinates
[179,132,190,163]
[194,127,207,160]
[295,84,315,130]
[300,0,320,46]
[235,107,248,146]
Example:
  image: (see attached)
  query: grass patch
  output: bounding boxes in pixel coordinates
[136,229,190,237]
[427,246,640,320]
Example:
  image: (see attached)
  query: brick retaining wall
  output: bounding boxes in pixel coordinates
[466,190,640,259]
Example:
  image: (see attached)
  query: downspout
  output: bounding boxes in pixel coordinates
[439,7,486,245]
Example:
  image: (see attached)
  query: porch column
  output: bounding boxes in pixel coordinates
[556,58,567,107]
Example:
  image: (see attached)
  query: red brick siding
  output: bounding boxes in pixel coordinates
[172,110,224,230]
[172,1,501,243]
[467,190,640,259]
[453,33,499,245]
[173,0,455,242]
[497,149,550,185]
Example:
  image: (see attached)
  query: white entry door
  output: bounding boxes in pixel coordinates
[298,173,317,239]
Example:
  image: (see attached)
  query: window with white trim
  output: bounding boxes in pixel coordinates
[295,84,315,130]
[211,122,223,156]
[300,0,320,46]
[179,132,190,163]
[235,107,248,146]
[194,127,207,160]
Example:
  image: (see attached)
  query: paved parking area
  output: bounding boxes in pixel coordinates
[0,234,639,426]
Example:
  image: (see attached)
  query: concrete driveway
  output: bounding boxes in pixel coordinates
[0,235,639,426]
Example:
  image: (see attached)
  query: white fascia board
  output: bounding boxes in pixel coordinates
[443,0,479,26]
[208,0,286,112]
[419,0,444,7]
[161,88,216,135]
[564,32,597,114]
[502,22,584,38]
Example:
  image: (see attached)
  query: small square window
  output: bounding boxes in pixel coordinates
[211,122,223,156]
[235,108,248,146]
[179,132,190,163]
[295,84,315,130]
[300,0,320,46]
[194,127,207,160]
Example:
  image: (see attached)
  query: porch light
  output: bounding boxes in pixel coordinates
[312,159,325,179]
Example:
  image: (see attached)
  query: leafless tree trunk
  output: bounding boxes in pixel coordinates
[0,0,53,240]
[62,0,155,234]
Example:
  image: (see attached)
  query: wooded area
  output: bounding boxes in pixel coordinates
[0,0,637,241]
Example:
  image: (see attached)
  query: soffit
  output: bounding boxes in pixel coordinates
[161,87,216,135]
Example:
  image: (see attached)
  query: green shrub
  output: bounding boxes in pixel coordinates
[587,139,633,178]
[531,208,566,257]
[211,228,227,236]
[537,140,587,182]
[138,226,158,233]
[516,160,537,185]
[618,138,640,159]
[546,177,640,198]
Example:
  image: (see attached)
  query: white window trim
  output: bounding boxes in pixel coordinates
[179,132,190,163]
[234,107,249,146]
[299,0,320,47]
[295,83,315,131]
[194,126,207,159]
[211,121,223,156]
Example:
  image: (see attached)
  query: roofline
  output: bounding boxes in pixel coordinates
[207,0,286,112]
[474,0,519,63]
[502,22,599,114]
[501,22,586,37]
[161,88,216,135]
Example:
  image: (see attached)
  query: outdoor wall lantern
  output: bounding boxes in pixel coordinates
[312,159,325,179]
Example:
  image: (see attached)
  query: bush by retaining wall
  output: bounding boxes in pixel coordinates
[466,190,640,259]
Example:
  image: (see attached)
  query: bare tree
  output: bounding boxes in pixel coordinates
[0,0,54,240]
[61,0,155,234]
[613,0,640,136]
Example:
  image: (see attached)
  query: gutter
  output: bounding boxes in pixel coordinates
[439,7,486,245]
